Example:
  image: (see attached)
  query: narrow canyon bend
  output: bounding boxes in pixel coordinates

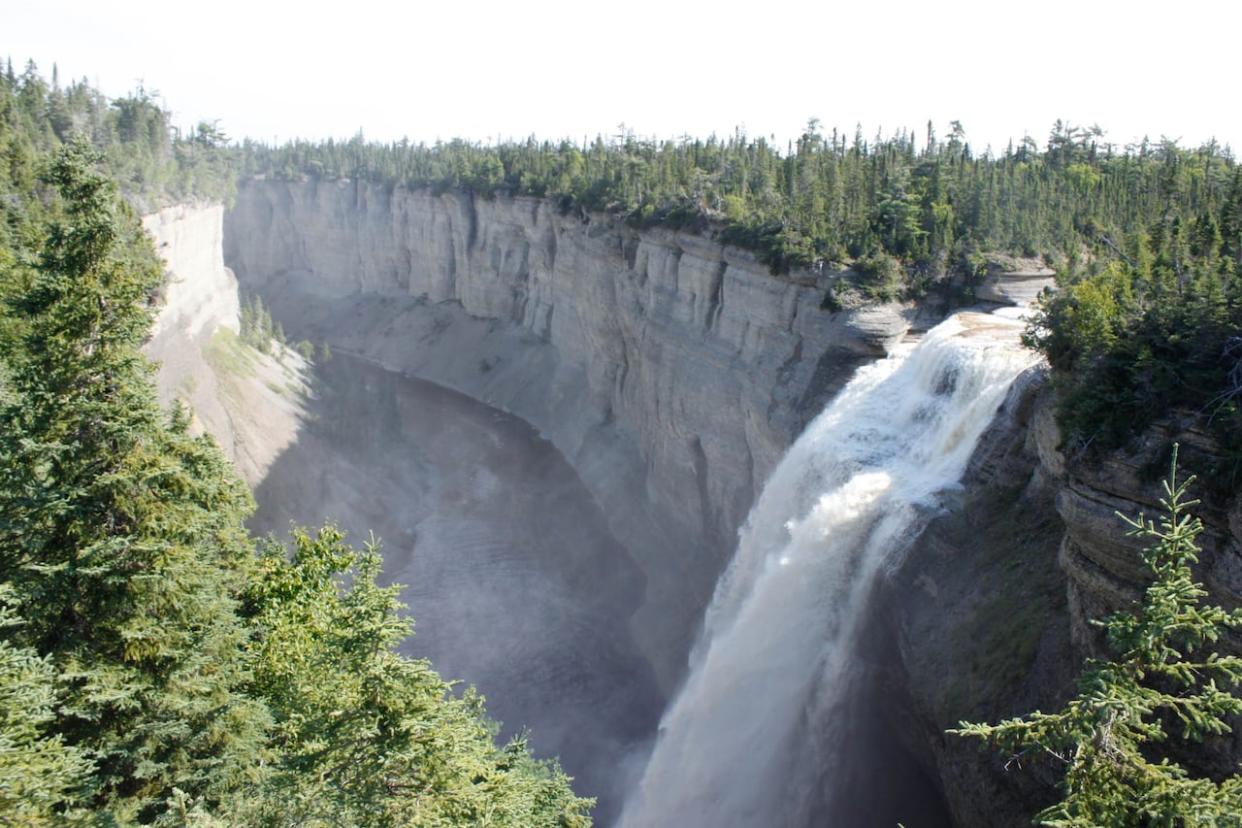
[142,183,1242,827]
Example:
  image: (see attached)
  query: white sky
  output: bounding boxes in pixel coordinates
[7,0,1241,153]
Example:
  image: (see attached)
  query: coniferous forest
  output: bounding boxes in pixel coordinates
[2,57,1242,824]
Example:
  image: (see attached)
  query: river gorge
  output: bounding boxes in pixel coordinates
[140,181,1242,827]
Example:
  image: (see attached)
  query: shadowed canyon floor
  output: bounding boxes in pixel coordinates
[247,353,663,822]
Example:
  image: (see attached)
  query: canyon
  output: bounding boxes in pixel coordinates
[143,181,1242,826]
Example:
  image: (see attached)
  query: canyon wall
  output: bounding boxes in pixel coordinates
[202,180,1240,824]
[1032,404,1242,657]
[143,202,310,488]
[145,203,239,342]
[223,178,913,687]
[881,369,1074,826]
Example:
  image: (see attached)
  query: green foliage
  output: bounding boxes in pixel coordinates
[0,139,271,822]
[238,121,1237,292]
[0,585,93,825]
[239,294,277,353]
[953,447,1242,826]
[10,53,1242,826]
[205,327,261,378]
[235,526,593,827]
[1024,227,1242,475]
[0,59,236,209]
[0,122,591,825]
[852,252,904,302]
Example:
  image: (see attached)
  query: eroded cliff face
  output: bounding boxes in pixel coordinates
[147,201,674,820]
[145,203,239,341]
[1033,402,1242,780]
[880,369,1075,827]
[143,202,310,487]
[1032,403,1242,652]
[223,178,913,686]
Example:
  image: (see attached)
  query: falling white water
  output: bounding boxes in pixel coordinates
[620,311,1041,828]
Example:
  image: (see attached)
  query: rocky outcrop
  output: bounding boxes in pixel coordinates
[130,176,1237,826]
[143,203,311,487]
[1032,401,1242,654]
[145,204,240,340]
[224,179,913,687]
[888,376,1242,827]
[976,254,1057,307]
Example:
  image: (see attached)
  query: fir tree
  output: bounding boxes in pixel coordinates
[0,133,593,826]
[0,585,93,825]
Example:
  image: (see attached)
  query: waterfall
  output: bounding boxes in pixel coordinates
[620,311,1040,827]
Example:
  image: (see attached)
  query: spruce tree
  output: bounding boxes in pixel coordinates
[0,128,594,827]
[0,585,93,825]
[234,526,594,827]
[0,139,270,821]
[954,446,1242,826]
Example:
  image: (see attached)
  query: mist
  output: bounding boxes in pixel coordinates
[248,353,663,821]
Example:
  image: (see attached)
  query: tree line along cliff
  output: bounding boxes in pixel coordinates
[242,113,1242,476]
[7,56,1241,467]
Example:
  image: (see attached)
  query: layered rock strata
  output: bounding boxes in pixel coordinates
[223,179,912,686]
[155,184,1241,825]
[888,372,1242,827]
[143,202,310,487]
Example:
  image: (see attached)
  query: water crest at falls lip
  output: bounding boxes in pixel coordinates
[620,310,1041,828]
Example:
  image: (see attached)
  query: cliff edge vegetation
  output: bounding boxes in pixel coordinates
[955,449,1242,825]
[240,119,1238,292]
[12,53,1240,466]
[240,116,1242,466]
[5,57,1242,825]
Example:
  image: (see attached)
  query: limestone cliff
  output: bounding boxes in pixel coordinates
[143,202,311,488]
[223,178,913,686]
[880,369,1075,827]
[144,203,239,342]
[1031,401,1242,653]
[1032,401,1242,781]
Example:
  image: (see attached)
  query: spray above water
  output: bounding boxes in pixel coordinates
[620,311,1041,827]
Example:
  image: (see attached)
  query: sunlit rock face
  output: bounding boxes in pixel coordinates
[145,203,238,341]
[212,181,942,824]
[974,254,1056,307]
[150,180,1241,828]
[1032,400,1242,658]
[886,373,1242,828]
[144,203,311,487]
[142,201,661,820]
[223,179,913,689]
